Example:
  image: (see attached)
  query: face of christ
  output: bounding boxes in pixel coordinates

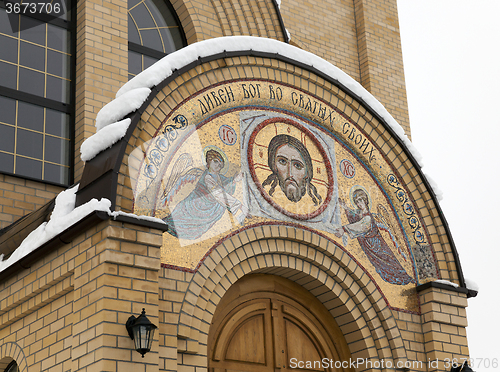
[262,133,323,207]
[274,144,307,202]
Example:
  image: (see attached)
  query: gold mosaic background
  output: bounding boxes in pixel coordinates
[130,80,435,312]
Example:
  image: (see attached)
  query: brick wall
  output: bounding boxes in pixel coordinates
[0,174,62,229]
[281,0,411,137]
[74,0,129,182]
[420,285,469,371]
[0,218,164,371]
[0,218,471,371]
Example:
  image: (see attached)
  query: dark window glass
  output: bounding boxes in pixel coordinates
[140,29,163,51]
[44,162,69,184]
[17,129,43,158]
[0,9,18,36]
[0,2,73,185]
[0,96,16,125]
[0,152,14,174]
[19,16,46,46]
[130,3,155,29]
[44,136,70,164]
[46,109,70,138]
[0,34,18,63]
[18,67,45,97]
[47,24,69,51]
[16,156,42,179]
[159,28,176,52]
[47,50,68,77]
[168,28,185,50]
[20,41,46,71]
[46,75,70,103]
[0,124,15,153]
[144,55,158,70]
[128,0,186,79]
[17,101,44,132]
[151,0,176,25]
[128,50,142,76]
[0,62,17,90]
[57,0,71,22]
[128,15,141,44]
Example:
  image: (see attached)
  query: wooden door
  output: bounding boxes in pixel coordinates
[208,274,353,372]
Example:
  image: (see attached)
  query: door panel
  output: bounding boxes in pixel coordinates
[208,274,354,372]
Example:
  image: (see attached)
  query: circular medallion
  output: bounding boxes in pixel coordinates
[218,124,237,145]
[247,118,333,220]
[339,159,355,179]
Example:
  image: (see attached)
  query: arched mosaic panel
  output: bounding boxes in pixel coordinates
[126,78,440,312]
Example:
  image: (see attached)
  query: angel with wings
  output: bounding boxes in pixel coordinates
[333,188,414,285]
[161,149,248,241]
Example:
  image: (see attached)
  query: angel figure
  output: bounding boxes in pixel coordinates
[161,149,248,240]
[334,188,414,285]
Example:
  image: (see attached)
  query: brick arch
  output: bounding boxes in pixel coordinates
[170,0,286,43]
[79,43,463,289]
[176,226,409,366]
[169,0,211,43]
[0,342,28,372]
[116,54,459,285]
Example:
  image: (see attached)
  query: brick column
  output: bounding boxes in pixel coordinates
[71,219,162,371]
[354,0,411,137]
[419,283,470,372]
[74,0,128,181]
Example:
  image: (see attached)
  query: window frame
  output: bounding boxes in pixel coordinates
[0,1,76,187]
[127,0,187,79]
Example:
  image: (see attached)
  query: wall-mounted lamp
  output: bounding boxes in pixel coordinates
[126,308,158,357]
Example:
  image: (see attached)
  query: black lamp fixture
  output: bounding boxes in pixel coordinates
[126,308,158,357]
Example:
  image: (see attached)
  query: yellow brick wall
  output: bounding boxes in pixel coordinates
[0,0,411,230]
[170,0,286,43]
[280,0,411,137]
[280,0,361,84]
[0,219,164,371]
[419,286,470,371]
[354,0,410,136]
[0,174,63,229]
[74,0,129,182]
[0,2,462,371]
[0,219,472,371]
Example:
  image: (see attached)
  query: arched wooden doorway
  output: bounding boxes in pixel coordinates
[208,274,354,371]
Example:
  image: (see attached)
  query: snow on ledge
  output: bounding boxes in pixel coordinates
[0,185,164,274]
[423,172,444,201]
[96,88,150,131]
[83,36,446,200]
[109,210,166,225]
[115,36,423,167]
[465,277,479,292]
[81,118,131,162]
[0,185,110,272]
[433,279,460,288]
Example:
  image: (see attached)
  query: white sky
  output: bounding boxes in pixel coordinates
[398,0,500,364]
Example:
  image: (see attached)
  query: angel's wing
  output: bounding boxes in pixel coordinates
[376,204,407,260]
[161,154,204,205]
[162,153,193,194]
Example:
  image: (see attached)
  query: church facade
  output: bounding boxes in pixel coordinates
[0,1,476,371]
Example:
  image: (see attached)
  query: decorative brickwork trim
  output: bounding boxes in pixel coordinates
[0,342,28,372]
[173,228,410,370]
[105,50,464,288]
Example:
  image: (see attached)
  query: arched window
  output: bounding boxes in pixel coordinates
[0,2,74,185]
[4,360,18,372]
[128,0,186,79]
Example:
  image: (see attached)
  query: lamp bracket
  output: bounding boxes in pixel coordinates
[125,315,137,339]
